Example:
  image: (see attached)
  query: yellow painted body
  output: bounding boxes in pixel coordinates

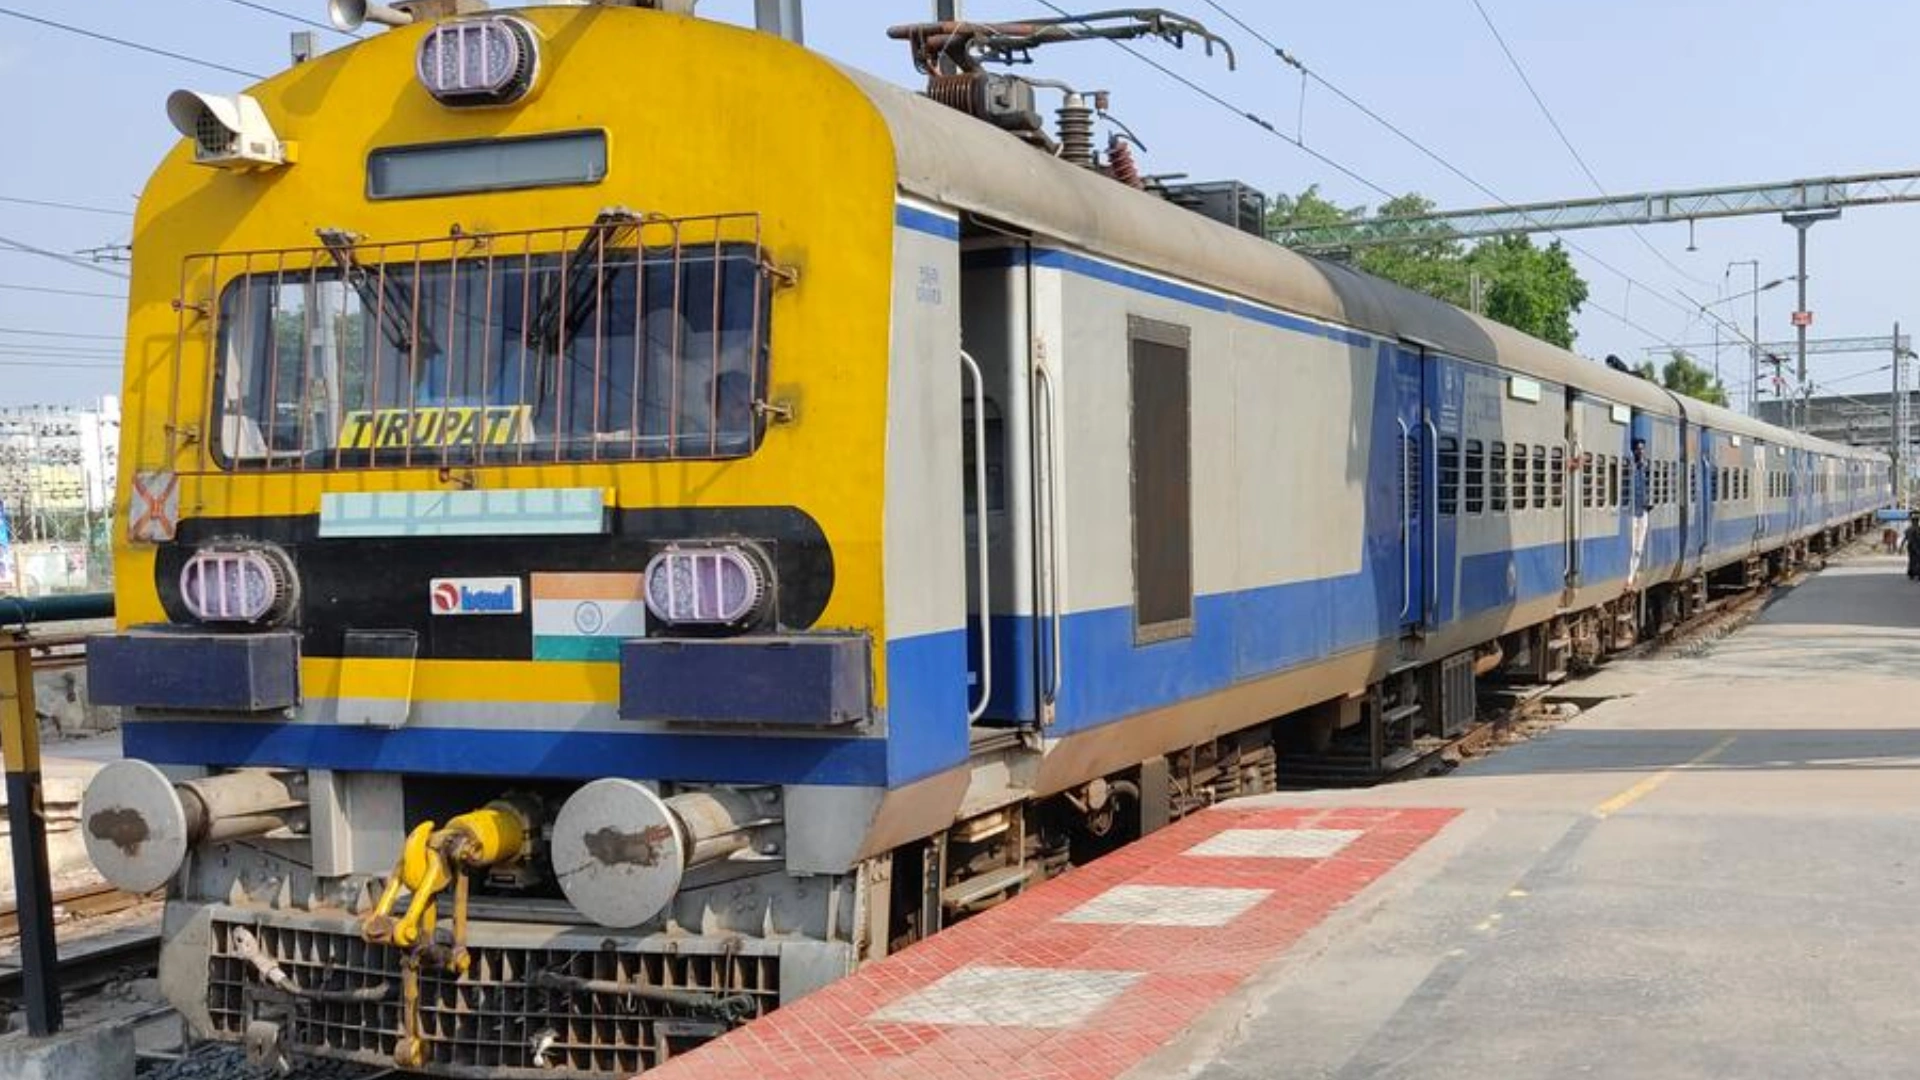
[114,8,899,711]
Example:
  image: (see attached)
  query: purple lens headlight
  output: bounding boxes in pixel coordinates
[417,17,537,107]
[644,546,769,628]
[180,546,295,625]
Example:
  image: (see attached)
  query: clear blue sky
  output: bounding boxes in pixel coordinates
[2,0,1914,412]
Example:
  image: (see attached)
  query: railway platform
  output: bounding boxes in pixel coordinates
[654,549,1920,1080]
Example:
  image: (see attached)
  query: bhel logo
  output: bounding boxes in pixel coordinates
[429,577,524,616]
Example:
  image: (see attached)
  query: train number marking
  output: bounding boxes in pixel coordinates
[916,265,943,305]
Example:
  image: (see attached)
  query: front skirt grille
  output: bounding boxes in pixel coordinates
[206,916,778,1077]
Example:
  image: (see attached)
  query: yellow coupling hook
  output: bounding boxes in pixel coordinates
[361,799,532,964]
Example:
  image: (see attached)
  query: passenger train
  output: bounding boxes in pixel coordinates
[77,3,1888,1075]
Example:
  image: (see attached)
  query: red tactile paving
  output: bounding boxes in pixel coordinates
[646,806,1457,1080]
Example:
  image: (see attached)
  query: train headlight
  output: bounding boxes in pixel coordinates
[180,546,297,625]
[643,545,769,628]
[417,17,539,107]
[165,91,288,170]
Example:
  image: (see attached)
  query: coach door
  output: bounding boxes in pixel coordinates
[1564,397,1586,589]
[1394,343,1431,634]
[959,236,1050,728]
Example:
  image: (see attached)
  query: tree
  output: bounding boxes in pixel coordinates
[1269,186,1589,349]
[1628,352,1730,405]
[1656,351,1730,406]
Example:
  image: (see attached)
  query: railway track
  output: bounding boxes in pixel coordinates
[0,927,160,1005]
[0,882,151,939]
[1373,557,1828,787]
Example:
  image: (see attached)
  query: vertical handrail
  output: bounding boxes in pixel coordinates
[1034,362,1063,707]
[1397,417,1411,621]
[1563,439,1577,584]
[1424,415,1440,622]
[960,349,992,723]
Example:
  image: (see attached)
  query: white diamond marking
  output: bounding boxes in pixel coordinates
[869,965,1141,1028]
[1057,883,1271,928]
[1186,828,1363,859]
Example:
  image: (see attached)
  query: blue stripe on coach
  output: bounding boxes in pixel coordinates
[123,722,892,785]
[895,203,960,240]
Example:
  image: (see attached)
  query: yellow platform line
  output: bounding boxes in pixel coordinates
[1591,734,1738,819]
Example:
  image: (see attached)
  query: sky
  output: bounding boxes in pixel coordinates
[1,0,1916,411]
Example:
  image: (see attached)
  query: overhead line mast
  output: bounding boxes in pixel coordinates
[1272,169,1920,250]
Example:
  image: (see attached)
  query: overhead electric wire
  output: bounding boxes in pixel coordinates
[1817,363,1893,387]
[1028,0,1397,202]
[0,359,121,370]
[0,235,132,281]
[209,0,360,39]
[1200,0,1758,360]
[0,195,133,218]
[0,343,123,357]
[0,7,265,80]
[0,327,123,342]
[0,283,125,300]
[1467,0,1710,288]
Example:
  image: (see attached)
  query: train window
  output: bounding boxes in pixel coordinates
[1512,444,1530,510]
[1128,316,1193,642]
[1550,447,1565,508]
[1465,439,1485,514]
[1490,441,1507,512]
[1532,446,1547,508]
[209,240,774,467]
[1607,456,1621,509]
[1438,436,1460,517]
[367,130,609,200]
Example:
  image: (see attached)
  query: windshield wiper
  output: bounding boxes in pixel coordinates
[317,228,431,356]
[527,208,642,353]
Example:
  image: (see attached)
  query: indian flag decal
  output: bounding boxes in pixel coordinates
[530,572,649,662]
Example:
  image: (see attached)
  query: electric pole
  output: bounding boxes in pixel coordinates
[1783,208,1841,431]
[1897,322,1912,504]
[1726,260,1760,415]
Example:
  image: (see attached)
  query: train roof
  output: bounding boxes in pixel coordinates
[849,68,1873,462]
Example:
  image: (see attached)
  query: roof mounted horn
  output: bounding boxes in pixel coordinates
[328,0,414,30]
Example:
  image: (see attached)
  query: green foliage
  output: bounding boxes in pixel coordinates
[1270,186,1589,349]
[1623,353,1730,406]
[1657,351,1730,406]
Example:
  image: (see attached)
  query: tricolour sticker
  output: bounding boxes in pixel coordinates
[429,577,524,616]
[530,572,647,661]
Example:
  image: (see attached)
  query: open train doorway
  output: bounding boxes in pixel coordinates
[958,226,1053,731]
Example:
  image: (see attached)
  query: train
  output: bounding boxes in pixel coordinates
[76,3,1888,1076]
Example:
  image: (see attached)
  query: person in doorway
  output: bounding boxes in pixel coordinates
[1628,438,1652,589]
[1905,512,1920,582]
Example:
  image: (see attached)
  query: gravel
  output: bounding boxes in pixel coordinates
[139,1043,397,1080]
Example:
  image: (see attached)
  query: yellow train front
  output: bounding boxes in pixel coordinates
[80,5,975,1074]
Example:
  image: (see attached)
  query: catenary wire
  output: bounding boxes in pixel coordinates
[0,195,134,218]
[1196,0,1755,358]
[1028,0,1398,202]
[1467,0,1711,287]
[0,236,133,281]
[0,283,126,300]
[208,0,361,38]
[0,327,123,342]
[0,7,265,80]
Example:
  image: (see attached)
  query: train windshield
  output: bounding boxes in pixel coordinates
[209,241,771,468]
